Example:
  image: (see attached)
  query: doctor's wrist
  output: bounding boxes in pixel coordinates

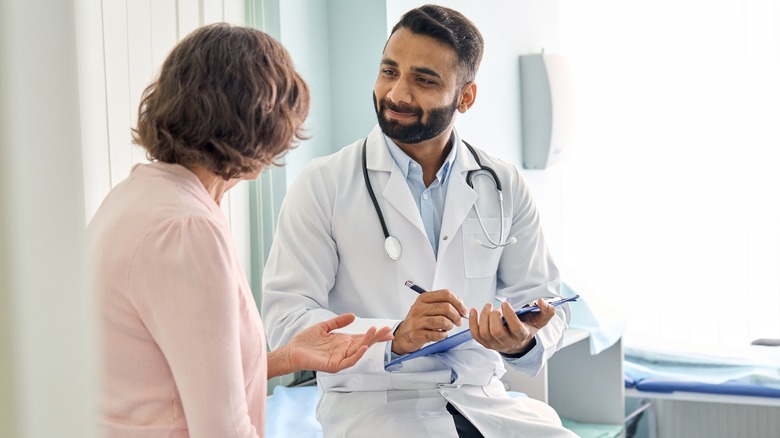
[499,338,537,359]
[390,320,419,355]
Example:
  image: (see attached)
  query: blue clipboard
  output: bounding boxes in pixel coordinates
[384,295,579,369]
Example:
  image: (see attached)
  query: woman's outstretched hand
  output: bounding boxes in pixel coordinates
[268,313,393,378]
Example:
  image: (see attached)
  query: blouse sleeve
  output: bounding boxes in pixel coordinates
[128,215,260,438]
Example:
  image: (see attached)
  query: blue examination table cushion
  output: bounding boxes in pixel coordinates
[266,385,322,438]
[632,378,780,398]
[624,343,780,399]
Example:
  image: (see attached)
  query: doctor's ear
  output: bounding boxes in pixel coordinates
[457,82,477,113]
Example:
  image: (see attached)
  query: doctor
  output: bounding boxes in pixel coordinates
[262,4,577,437]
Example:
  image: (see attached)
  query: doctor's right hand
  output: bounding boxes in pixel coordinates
[391,289,468,355]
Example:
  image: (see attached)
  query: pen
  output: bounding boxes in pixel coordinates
[404,281,469,319]
[404,280,427,294]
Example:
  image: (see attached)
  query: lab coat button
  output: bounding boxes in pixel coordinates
[442,392,448,397]
[442,235,448,240]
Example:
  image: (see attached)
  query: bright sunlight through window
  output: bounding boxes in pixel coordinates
[559,0,780,349]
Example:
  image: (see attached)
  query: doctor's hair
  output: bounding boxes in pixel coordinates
[391,4,484,85]
[133,23,310,180]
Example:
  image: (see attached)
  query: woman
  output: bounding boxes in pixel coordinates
[87,23,392,437]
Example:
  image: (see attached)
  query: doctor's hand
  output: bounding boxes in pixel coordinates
[392,289,468,355]
[268,313,393,378]
[468,298,555,356]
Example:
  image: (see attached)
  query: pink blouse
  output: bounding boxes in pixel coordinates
[88,162,267,437]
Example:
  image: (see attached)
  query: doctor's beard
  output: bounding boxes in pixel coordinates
[373,93,458,144]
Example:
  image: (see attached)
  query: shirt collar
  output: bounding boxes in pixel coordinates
[383,130,459,184]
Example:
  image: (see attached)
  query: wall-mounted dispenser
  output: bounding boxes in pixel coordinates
[519,53,575,169]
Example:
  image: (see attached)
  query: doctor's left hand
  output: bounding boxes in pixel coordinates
[275,313,394,376]
[468,299,555,356]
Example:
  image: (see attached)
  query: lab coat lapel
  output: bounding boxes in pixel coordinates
[382,167,428,236]
[364,127,427,237]
[438,140,480,257]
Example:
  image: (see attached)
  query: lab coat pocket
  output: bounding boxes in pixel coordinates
[461,217,509,278]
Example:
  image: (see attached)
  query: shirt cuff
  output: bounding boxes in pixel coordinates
[501,336,543,367]
[500,338,537,359]
[384,321,404,364]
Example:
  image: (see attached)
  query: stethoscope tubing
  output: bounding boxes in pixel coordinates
[362,138,514,260]
[361,140,391,240]
[362,141,403,260]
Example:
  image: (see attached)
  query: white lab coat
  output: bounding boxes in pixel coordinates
[262,125,576,437]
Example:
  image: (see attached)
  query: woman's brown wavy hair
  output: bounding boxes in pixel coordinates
[133,23,310,180]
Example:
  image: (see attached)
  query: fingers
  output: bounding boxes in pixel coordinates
[320,313,357,332]
[429,303,464,328]
[343,325,394,357]
[479,303,505,342]
[338,345,369,369]
[373,326,394,343]
[347,327,377,356]
[409,329,449,346]
[344,325,395,356]
[519,298,556,329]
[391,321,449,355]
[468,307,479,338]
[321,314,395,343]
[470,301,537,355]
[470,303,498,346]
[537,298,556,323]
[501,300,523,334]
[416,289,468,321]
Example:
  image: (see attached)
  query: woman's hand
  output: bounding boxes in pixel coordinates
[268,313,393,378]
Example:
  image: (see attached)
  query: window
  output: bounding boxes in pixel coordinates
[559,0,780,348]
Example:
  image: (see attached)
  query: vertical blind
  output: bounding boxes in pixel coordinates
[76,0,252,274]
[559,0,780,348]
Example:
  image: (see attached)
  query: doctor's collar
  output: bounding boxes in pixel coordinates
[383,131,459,184]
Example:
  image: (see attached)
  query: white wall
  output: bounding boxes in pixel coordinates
[278,0,387,183]
[0,0,98,436]
[326,0,389,149]
[278,0,335,180]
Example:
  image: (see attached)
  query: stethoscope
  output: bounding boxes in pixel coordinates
[362,138,517,261]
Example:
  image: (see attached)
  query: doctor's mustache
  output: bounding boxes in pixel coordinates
[373,94,424,119]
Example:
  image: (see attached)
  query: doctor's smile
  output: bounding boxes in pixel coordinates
[383,106,419,122]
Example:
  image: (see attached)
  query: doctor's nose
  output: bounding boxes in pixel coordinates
[385,80,413,105]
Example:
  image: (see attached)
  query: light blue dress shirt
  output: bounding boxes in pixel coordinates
[382,132,459,369]
[383,132,459,258]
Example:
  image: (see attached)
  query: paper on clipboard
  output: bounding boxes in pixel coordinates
[384,295,579,369]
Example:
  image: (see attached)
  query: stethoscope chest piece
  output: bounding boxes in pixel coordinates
[384,236,402,261]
